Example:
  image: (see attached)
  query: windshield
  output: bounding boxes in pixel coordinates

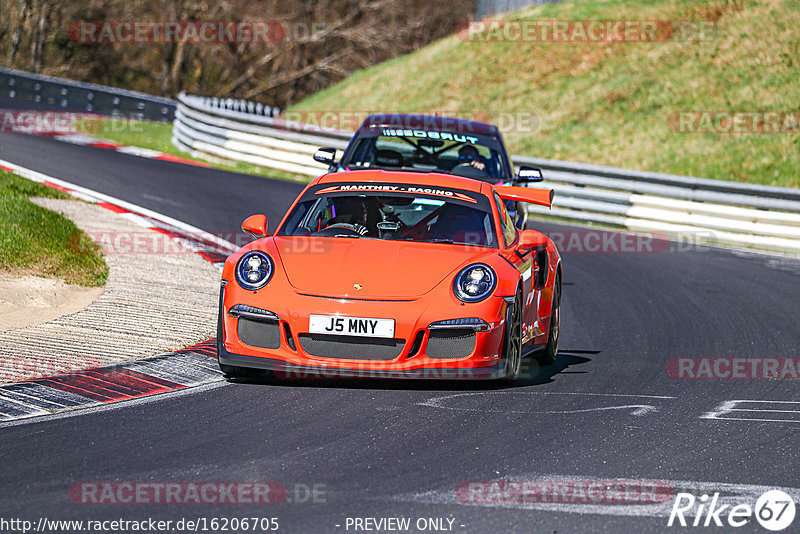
[339,129,511,182]
[278,185,498,248]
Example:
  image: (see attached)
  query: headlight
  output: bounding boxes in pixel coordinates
[429,318,491,331]
[235,251,274,290]
[453,264,496,303]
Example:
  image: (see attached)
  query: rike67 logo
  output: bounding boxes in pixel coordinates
[668,490,796,531]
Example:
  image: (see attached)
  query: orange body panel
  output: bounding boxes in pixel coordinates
[218,171,561,379]
[494,185,554,207]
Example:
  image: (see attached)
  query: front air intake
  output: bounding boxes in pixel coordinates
[298,334,404,360]
[238,318,281,349]
[426,329,476,359]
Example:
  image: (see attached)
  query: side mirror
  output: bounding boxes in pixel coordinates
[518,229,548,251]
[242,214,268,239]
[516,166,544,183]
[313,147,337,166]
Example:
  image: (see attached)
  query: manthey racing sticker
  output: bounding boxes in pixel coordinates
[315,184,478,203]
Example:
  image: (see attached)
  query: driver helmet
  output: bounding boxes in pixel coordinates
[458,145,481,163]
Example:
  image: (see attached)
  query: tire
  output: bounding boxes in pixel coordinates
[500,288,523,384]
[537,272,561,365]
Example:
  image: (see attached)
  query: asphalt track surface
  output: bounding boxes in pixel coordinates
[1,129,800,533]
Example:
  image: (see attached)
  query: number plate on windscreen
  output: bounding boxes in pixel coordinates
[309,315,395,338]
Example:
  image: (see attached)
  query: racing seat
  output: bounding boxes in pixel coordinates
[374,149,404,168]
[325,196,381,236]
[427,203,488,246]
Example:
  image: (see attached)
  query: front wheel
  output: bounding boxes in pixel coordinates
[536,273,561,365]
[500,288,523,384]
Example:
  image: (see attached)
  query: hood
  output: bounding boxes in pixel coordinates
[273,237,491,299]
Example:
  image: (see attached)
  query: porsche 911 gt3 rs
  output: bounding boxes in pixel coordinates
[217,169,561,382]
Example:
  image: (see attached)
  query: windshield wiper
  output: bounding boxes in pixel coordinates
[349,164,438,174]
[427,239,486,246]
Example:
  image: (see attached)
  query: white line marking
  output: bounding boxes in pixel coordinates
[0,158,236,253]
[115,145,163,158]
[381,474,800,519]
[119,212,152,227]
[0,380,229,428]
[0,397,50,418]
[535,392,676,399]
[417,391,674,416]
[713,400,800,405]
[702,400,800,424]
[728,409,800,414]
[53,133,102,145]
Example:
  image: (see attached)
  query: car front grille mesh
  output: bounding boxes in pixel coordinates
[238,318,281,349]
[298,334,405,360]
[426,329,476,359]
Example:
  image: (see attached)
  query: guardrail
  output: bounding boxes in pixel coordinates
[476,0,567,20]
[174,92,349,176]
[0,67,176,122]
[173,92,800,254]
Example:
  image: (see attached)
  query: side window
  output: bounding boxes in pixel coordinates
[349,139,373,166]
[493,192,517,247]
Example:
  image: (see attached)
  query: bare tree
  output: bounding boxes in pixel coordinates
[8,0,32,65]
[0,0,476,106]
[30,0,52,72]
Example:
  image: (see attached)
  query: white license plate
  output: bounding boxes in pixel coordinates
[309,315,395,338]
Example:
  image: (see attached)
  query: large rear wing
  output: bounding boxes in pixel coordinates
[494,186,554,208]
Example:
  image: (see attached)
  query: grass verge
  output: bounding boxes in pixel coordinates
[0,170,108,286]
[291,0,799,188]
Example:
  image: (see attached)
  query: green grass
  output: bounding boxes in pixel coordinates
[0,170,108,286]
[79,119,311,183]
[291,0,800,188]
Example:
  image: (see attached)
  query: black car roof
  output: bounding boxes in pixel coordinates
[357,113,500,137]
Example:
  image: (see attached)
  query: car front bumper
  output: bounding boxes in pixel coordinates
[217,283,511,380]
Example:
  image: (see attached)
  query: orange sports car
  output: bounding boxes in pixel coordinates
[217,169,561,382]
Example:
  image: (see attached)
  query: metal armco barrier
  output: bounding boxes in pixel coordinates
[173,92,800,254]
[0,67,176,122]
[173,93,347,177]
[476,0,568,20]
